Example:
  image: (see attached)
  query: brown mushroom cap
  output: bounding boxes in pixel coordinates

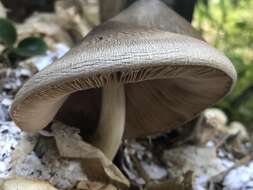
[11,0,236,138]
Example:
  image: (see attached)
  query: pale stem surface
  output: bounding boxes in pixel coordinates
[92,83,125,160]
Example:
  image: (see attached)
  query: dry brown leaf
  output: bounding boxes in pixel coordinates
[79,0,99,26]
[17,13,73,48]
[77,181,105,190]
[55,0,91,41]
[77,180,118,190]
[0,177,58,190]
[145,171,193,190]
[51,121,130,190]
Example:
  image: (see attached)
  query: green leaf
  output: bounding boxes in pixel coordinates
[15,37,47,57]
[236,21,247,29]
[0,18,17,46]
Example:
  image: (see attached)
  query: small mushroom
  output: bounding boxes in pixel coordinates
[11,0,236,160]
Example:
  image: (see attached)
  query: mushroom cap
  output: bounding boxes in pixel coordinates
[11,0,236,138]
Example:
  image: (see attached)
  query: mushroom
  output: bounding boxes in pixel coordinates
[11,0,236,160]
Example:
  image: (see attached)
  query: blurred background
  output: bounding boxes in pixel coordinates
[194,0,253,129]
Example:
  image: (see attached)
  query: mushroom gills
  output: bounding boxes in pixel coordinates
[55,68,231,159]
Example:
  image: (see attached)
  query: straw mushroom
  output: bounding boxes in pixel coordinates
[11,0,236,160]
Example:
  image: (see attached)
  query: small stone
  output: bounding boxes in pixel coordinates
[1,129,8,134]
[0,161,7,172]
[204,108,228,128]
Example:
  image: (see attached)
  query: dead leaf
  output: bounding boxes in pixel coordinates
[55,0,91,40]
[51,121,130,190]
[17,13,73,48]
[162,145,228,179]
[77,180,118,190]
[145,171,193,190]
[0,177,58,190]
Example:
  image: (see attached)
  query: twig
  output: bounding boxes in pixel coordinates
[131,154,151,183]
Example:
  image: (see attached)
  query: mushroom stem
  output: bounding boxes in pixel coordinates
[92,83,125,160]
